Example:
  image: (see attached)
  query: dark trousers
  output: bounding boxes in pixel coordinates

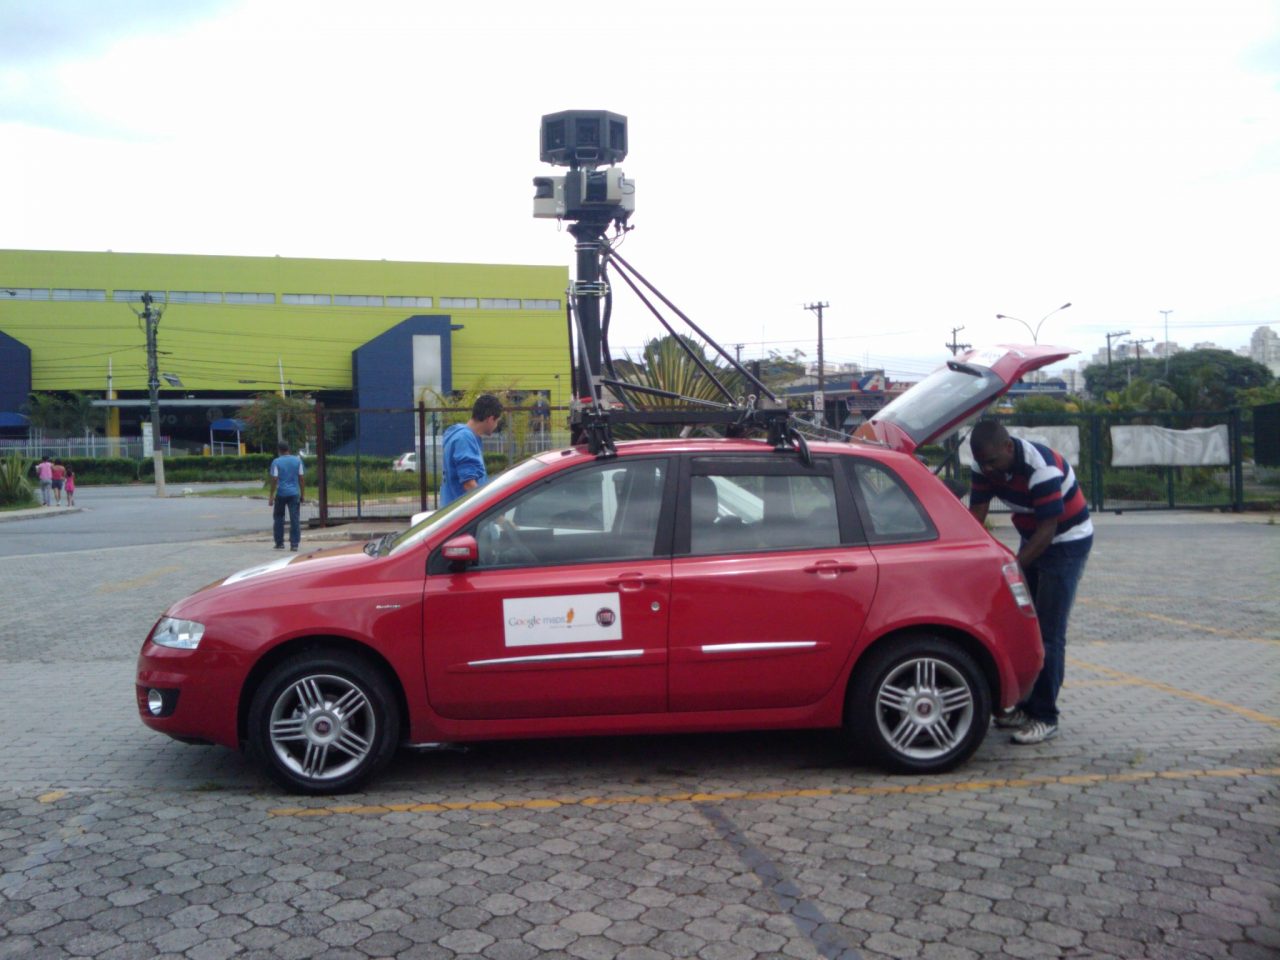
[1020,535,1092,724]
[273,495,301,548]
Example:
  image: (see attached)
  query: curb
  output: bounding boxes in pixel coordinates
[0,505,85,524]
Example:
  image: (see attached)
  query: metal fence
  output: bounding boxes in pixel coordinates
[0,436,171,458]
[938,409,1249,513]
[311,404,571,526]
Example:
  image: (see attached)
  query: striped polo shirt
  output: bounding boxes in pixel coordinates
[970,438,1093,544]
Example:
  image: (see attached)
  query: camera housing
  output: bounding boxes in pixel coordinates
[540,110,628,168]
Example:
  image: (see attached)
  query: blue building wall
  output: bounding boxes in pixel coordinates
[0,331,32,415]
[348,316,454,457]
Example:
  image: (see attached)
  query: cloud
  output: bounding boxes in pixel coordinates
[0,0,234,63]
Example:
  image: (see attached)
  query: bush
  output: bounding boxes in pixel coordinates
[0,452,36,507]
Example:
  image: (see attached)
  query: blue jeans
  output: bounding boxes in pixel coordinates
[273,495,300,548]
[1021,535,1092,724]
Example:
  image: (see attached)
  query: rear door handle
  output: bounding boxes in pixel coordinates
[803,560,858,576]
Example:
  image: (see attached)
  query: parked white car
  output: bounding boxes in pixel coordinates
[392,452,417,473]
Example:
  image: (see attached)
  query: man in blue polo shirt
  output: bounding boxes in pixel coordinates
[968,420,1093,745]
[441,394,503,506]
[269,441,306,551]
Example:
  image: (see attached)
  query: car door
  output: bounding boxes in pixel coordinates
[667,455,879,712]
[423,457,674,720]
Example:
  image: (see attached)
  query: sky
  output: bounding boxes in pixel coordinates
[2,0,1278,380]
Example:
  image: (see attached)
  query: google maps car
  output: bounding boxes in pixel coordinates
[136,345,1070,793]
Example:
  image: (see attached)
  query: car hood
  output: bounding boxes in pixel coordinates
[853,343,1077,454]
[203,541,372,591]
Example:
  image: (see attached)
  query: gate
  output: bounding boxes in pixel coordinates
[311,402,570,526]
[943,409,1246,513]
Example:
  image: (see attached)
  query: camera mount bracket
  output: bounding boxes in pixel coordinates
[534,110,814,463]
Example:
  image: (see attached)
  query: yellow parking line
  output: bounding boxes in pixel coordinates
[94,564,182,595]
[1068,656,1280,727]
[268,766,1280,818]
[1078,599,1280,645]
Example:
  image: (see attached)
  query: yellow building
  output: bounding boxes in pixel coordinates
[0,249,570,452]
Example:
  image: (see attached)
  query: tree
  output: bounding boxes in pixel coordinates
[760,348,807,389]
[22,392,105,436]
[1082,348,1272,409]
[614,335,746,437]
[237,394,314,451]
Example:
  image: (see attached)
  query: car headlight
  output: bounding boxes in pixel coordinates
[151,617,206,650]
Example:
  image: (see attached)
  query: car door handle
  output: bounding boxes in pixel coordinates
[803,560,858,575]
[606,573,661,591]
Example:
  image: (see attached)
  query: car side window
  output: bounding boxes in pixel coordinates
[848,461,938,544]
[689,470,841,555]
[474,460,667,568]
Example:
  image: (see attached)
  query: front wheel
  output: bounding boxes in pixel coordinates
[847,634,991,774]
[247,651,401,794]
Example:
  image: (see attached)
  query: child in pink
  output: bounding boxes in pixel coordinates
[65,470,76,506]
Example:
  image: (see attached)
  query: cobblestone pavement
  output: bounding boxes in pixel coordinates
[1,512,1276,959]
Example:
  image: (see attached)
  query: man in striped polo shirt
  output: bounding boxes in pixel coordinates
[968,420,1093,745]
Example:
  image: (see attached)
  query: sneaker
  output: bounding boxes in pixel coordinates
[1012,720,1058,745]
[994,708,1029,729]
[290,545,299,552]
[274,544,285,550]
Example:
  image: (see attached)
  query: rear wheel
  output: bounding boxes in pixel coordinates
[847,634,991,773]
[247,651,400,794]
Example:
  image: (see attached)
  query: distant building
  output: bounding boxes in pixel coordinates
[1249,326,1280,376]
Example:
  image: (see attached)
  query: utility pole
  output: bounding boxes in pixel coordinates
[1159,309,1173,377]
[141,293,166,497]
[734,344,743,364]
[1105,329,1130,387]
[804,302,829,424]
[946,325,971,356]
[1131,337,1154,382]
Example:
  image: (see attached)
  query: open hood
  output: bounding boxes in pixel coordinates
[854,344,1077,454]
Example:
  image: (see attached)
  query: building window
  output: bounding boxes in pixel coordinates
[112,290,167,303]
[334,294,386,307]
[52,288,107,301]
[169,291,223,303]
[3,287,50,300]
[386,295,433,308]
[480,298,521,310]
[225,292,275,304]
[440,297,478,309]
[282,293,332,305]
[522,299,561,310]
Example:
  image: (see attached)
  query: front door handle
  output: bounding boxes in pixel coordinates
[803,560,858,576]
[606,573,661,591]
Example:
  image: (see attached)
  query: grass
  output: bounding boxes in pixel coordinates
[0,499,39,512]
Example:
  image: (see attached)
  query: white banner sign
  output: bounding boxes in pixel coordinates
[1110,425,1230,467]
[958,425,1081,470]
[503,593,623,647]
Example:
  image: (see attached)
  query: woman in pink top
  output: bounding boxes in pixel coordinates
[51,459,66,506]
[65,469,76,507]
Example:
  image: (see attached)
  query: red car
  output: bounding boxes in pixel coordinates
[137,345,1069,793]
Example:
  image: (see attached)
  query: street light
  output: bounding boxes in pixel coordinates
[996,302,1072,344]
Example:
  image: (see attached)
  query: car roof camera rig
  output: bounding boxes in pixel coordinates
[531,111,804,462]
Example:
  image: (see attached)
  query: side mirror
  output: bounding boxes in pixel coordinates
[440,534,478,566]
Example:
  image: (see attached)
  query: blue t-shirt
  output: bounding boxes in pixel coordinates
[270,454,305,497]
[441,424,486,505]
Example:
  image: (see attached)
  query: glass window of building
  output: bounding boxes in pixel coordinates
[386,296,433,308]
[170,291,223,303]
[440,297,478,309]
[334,294,386,307]
[3,287,50,300]
[282,293,332,305]
[521,299,561,310]
[112,290,167,302]
[479,298,521,309]
[52,289,107,301]
[225,292,275,304]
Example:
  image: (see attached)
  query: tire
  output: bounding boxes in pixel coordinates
[846,634,991,774]
[247,650,401,794]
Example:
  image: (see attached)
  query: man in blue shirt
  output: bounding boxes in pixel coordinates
[269,441,306,551]
[441,394,503,505]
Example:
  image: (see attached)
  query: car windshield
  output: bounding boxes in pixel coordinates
[872,362,1005,444]
[385,456,548,555]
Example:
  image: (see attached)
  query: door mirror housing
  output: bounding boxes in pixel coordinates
[440,534,479,566]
